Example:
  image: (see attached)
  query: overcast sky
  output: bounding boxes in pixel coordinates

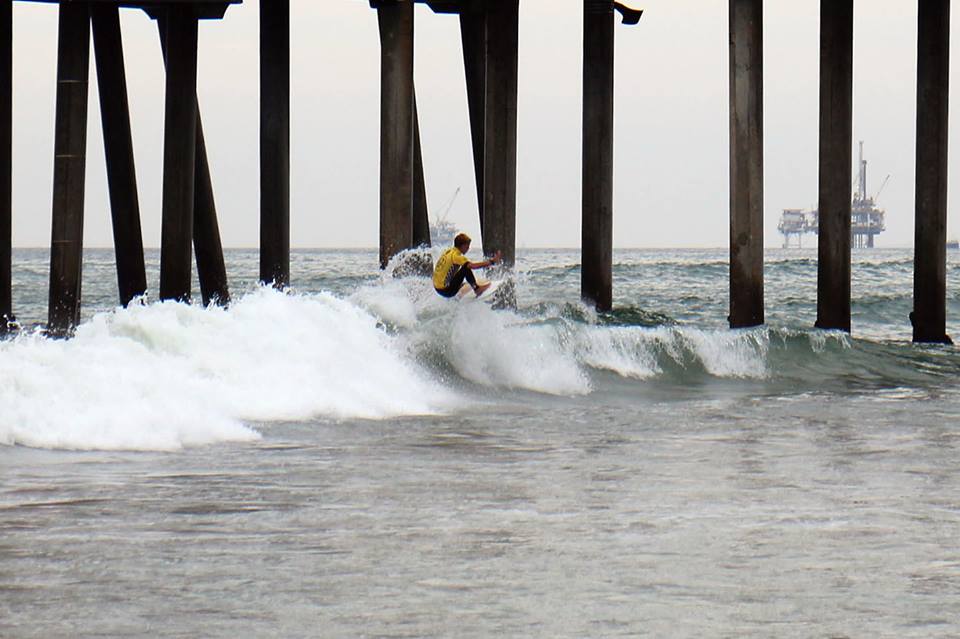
[8,0,960,248]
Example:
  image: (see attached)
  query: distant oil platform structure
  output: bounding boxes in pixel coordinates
[429,187,461,247]
[778,142,888,249]
[0,1,956,343]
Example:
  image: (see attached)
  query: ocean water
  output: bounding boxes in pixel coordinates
[1,247,959,638]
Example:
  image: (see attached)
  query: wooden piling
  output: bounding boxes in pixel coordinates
[376,0,415,269]
[459,3,486,229]
[1,0,11,332]
[260,0,290,288]
[815,0,853,333]
[728,0,764,328]
[913,0,952,344]
[483,0,519,266]
[91,5,147,308]
[582,0,615,312]
[48,3,90,336]
[412,95,431,247]
[159,8,198,302]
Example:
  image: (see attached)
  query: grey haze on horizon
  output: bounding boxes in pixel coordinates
[7,0,958,250]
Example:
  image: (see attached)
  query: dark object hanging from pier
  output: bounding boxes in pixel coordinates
[815,0,853,333]
[728,0,764,329]
[912,0,952,344]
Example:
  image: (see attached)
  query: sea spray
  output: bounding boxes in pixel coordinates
[444,303,591,395]
[575,326,661,379]
[368,250,592,396]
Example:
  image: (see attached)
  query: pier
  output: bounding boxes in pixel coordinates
[0,1,954,342]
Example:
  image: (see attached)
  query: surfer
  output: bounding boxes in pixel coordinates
[433,233,502,298]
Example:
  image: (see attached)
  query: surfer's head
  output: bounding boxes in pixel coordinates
[454,233,471,251]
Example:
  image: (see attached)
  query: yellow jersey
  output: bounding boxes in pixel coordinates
[433,247,469,289]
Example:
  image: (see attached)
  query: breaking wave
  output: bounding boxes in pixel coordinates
[2,259,957,451]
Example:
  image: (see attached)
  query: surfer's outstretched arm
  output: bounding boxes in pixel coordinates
[467,250,501,270]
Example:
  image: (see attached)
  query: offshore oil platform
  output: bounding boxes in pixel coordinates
[778,142,888,248]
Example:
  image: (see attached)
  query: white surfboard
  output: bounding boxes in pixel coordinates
[457,279,501,302]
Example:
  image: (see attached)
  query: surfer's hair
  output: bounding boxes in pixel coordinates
[454,233,471,248]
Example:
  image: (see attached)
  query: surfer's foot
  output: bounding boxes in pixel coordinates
[474,282,492,297]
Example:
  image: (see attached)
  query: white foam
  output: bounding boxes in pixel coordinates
[574,324,769,380]
[0,288,454,451]
[678,327,769,378]
[444,304,591,396]
[575,326,661,379]
[807,328,853,353]
[351,274,425,330]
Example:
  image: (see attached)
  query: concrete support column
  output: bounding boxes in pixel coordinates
[193,114,230,306]
[260,0,290,288]
[483,0,519,265]
[815,0,853,332]
[582,0,615,312]
[91,4,147,308]
[375,0,414,269]
[159,8,198,302]
[157,18,229,307]
[913,0,952,344]
[1,0,11,332]
[48,3,90,336]
[728,0,764,328]
[460,3,486,229]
